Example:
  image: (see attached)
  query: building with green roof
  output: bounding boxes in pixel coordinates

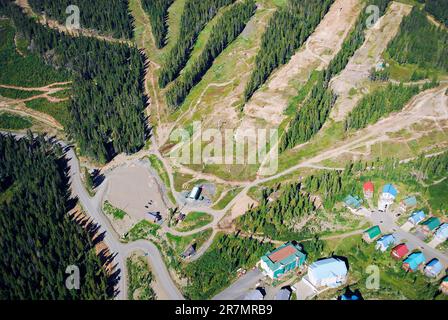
[259,242,306,279]
[422,217,441,233]
[363,225,381,243]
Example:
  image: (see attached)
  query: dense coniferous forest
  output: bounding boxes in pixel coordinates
[236,182,316,240]
[243,0,334,102]
[158,0,236,88]
[422,0,448,27]
[1,2,147,163]
[183,233,273,299]
[0,133,113,299]
[387,7,448,72]
[142,0,174,49]
[345,81,438,131]
[165,0,256,109]
[28,0,134,39]
[280,0,391,151]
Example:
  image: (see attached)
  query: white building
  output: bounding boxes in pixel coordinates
[307,257,348,288]
[378,184,398,212]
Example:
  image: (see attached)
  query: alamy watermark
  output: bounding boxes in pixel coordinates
[366,5,381,30]
[65,5,80,30]
[65,265,80,290]
[169,122,279,176]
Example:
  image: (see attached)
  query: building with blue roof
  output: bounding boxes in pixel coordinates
[375,234,396,252]
[378,184,398,212]
[424,258,444,278]
[383,184,398,197]
[307,257,348,288]
[403,252,426,272]
[259,242,306,279]
[344,195,363,210]
[400,196,417,211]
[339,288,363,301]
[408,211,426,225]
[435,223,448,241]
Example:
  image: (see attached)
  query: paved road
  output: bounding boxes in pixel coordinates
[362,207,448,267]
[3,133,184,300]
[65,145,184,300]
[213,269,264,300]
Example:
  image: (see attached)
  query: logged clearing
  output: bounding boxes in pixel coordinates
[103,160,169,236]
[15,0,131,44]
[330,1,413,121]
[243,0,362,126]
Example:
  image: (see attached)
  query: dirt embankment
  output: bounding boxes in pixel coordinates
[330,2,413,121]
[242,0,362,126]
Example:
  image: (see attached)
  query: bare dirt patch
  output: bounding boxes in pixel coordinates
[243,0,363,126]
[330,2,413,121]
[103,159,169,236]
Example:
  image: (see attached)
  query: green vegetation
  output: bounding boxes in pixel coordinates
[28,0,134,39]
[147,155,176,204]
[124,220,161,241]
[426,179,448,215]
[244,0,334,101]
[165,0,256,108]
[0,112,32,130]
[280,0,391,151]
[0,133,111,299]
[238,153,448,241]
[3,2,146,163]
[158,0,236,87]
[183,233,273,299]
[83,167,95,196]
[103,200,127,220]
[0,87,43,99]
[166,228,213,254]
[387,7,448,72]
[284,71,321,116]
[175,211,213,232]
[25,98,70,128]
[423,0,448,27]
[127,254,156,300]
[237,183,316,240]
[212,187,242,210]
[142,0,174,48]
[323,235,444,300]
[0,19,69,87]
[345,82,438,131]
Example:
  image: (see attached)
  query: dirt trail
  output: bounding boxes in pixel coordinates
[330,2,412,121]
[243,0,362,126]
[0,81,72,129]
[15,0,131,45]
[0,82,71,103]
[0,101,63,129]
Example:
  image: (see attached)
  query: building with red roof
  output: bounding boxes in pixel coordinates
[391,244,409,260]
[363,181,374,199]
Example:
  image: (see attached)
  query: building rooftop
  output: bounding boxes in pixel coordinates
[261,242,306,272]
[425,258,443,276]
[422,217,441,231]
[382,184,398,197]
[364,225,381,240]
[377,234,395,247]
[275,288,291,300]
[403,252,426,271]
[409,210,426,224]
[344,195,362,209]
[363,181,374,192]
[402,196,417,207]
[436,223,448,239]
[308,257,348,280]
[391,244,409,258]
